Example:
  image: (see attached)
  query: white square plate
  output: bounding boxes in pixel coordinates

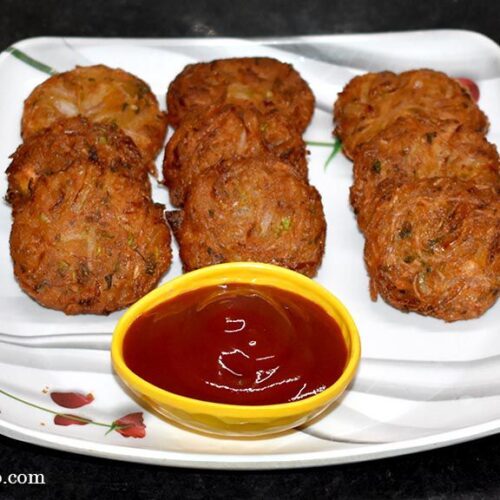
[0,30,498,469]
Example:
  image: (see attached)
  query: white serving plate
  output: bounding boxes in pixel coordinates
[0,30,498,470]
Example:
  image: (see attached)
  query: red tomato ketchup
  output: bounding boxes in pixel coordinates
[123,284,348,406]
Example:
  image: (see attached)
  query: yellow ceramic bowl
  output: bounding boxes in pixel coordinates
[111,262,361,437]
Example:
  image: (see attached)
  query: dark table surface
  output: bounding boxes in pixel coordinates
[1,0,500,498]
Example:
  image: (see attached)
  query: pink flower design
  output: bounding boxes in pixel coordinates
[112,412,146,438]
[50,391,94,409]
[456,77,480,102]
[54,414,92,426]
[0,387,146,439]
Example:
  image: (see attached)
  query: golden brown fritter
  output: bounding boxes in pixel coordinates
[364,178,499,322]
[163,104,308,207]
[7,117,149,207]
[10,162,172,315]
[167,156,326,277]
[351,116,500,231]
[22,65,167,168]
[166,57,315,132]
[334,69,488,159]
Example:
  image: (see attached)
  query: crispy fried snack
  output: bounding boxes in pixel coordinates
[10,162,172,315]
[7,117,149,206]
[351,116,500,231]
[21,65,167,167]
[166,57,315,132]
[163,104,308,207]
[364,178,499,322]
[334,69,488,159]
[167,156,326,277]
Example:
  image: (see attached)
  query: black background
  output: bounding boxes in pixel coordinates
[1,1,500,498]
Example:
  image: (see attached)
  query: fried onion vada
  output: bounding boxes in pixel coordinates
[351,116,499,231]
[166,57,315,132]
[21,65,167,167]
[167,156,326,277]
[163,104,308,206]
[7,117,149,206]
[10,161,172,315]
[364,178,499,322]
[334,69,488,159]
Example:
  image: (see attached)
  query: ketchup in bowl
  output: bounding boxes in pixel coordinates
[123,283,348,406]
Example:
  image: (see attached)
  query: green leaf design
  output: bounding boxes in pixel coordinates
[105,422,119,435]
[6,46,58,75]
[306,138,342,170]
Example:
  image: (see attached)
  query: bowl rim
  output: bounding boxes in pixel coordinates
[111,262,361,418]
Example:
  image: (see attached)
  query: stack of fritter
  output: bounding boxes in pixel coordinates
[164,57,326,277]
[334,69,499,321]
[7,66,172,315]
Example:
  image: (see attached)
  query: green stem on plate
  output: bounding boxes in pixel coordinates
[6,47,58,76]
[0,388,114,429]
[323,138,342,170]
[306,140,337,147]
[305,138,343,169]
